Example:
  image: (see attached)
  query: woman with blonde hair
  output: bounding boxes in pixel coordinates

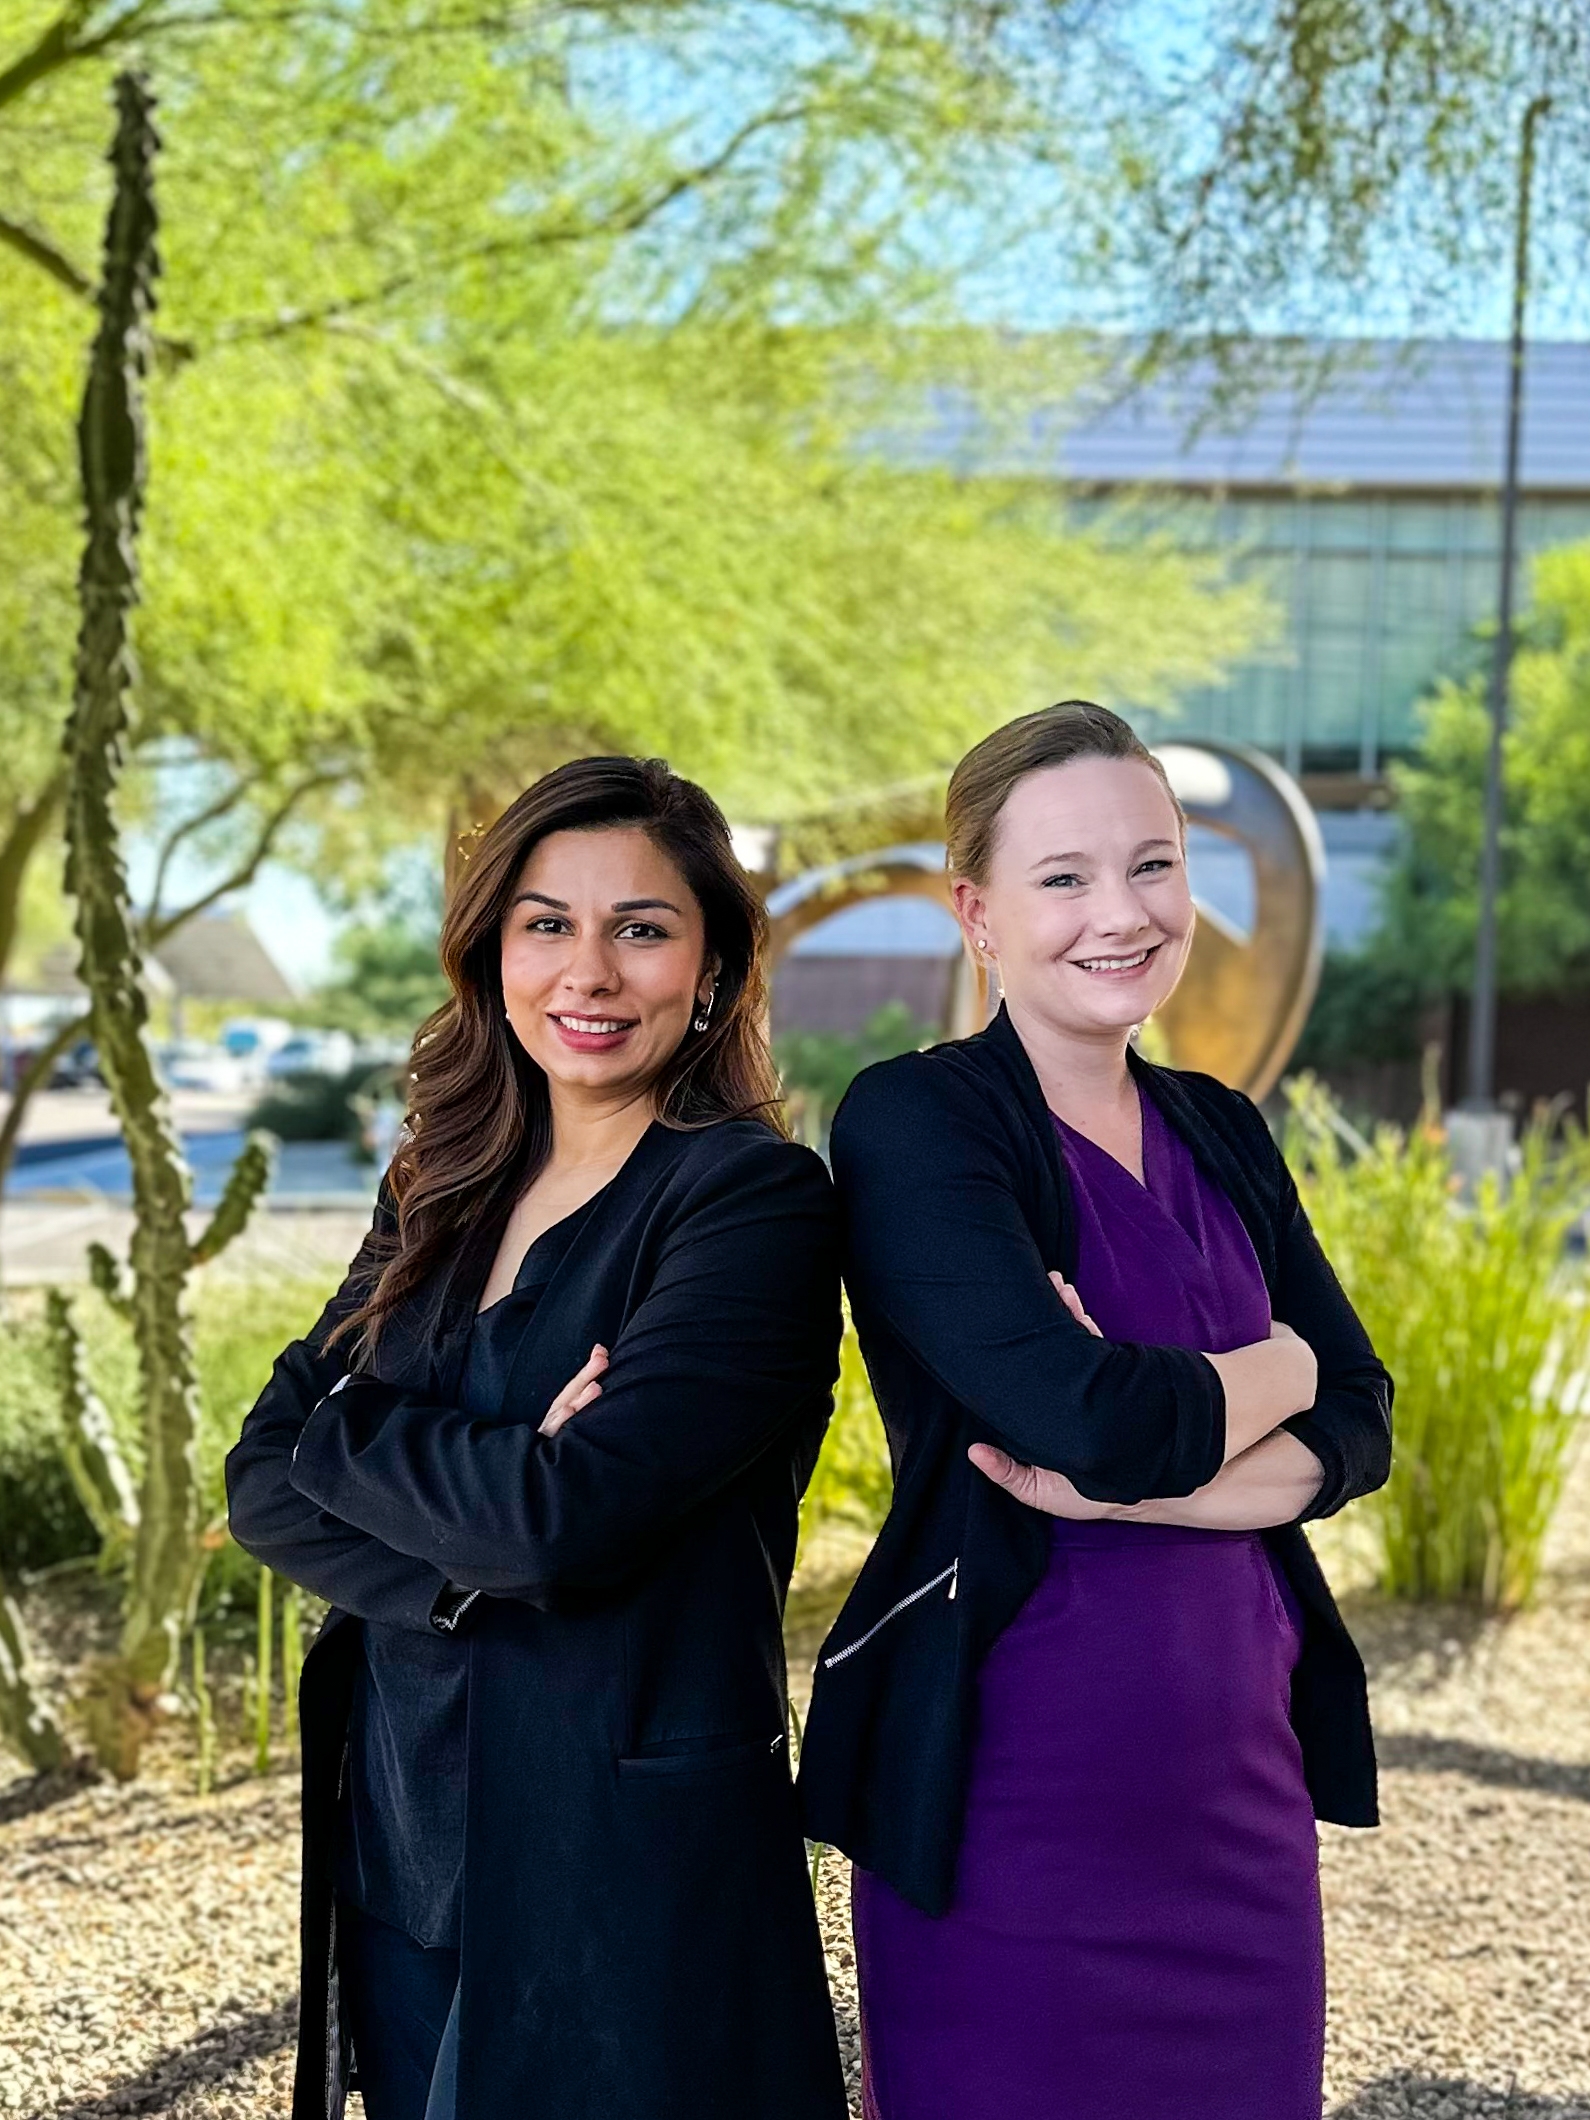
[800,701,1392,2119]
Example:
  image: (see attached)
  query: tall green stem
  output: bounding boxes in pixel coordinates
[254,1565,273,1775]
[60,72,203,1776]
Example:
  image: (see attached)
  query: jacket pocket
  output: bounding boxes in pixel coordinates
[616,1732,786,1779]
[821,1558,958,1671]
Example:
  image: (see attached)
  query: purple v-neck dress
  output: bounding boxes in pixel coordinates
[851,1088,1325,2120]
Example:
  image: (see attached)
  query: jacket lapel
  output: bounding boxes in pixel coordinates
[971,1003,1279,1293]
[491,1118,693,1416]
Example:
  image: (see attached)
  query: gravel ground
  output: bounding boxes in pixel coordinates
[5,1464,1590,2120]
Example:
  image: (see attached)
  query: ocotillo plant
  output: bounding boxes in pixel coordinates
[56,73,274,1778]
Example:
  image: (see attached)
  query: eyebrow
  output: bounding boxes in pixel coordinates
[1028,838,1178,869]
[510,890,684,916]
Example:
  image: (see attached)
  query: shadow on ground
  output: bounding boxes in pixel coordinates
[0,1761,99,1827]
[1333,2077,1590,2118]
[26,1999,298,2120]
[1377,1732,1590,1804]
[1334,1591,1499,1692]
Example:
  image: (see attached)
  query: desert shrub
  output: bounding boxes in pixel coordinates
[1284,1073,1590,1608]
[249,1063,399,1145]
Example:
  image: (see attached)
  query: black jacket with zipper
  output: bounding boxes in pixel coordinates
[796,1004,1393,1918]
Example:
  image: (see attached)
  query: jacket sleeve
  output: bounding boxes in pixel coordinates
[1239,1096,1394,1521]
[830,1057,1226,1504]
[285,1137,842,1603]
[223,1177,457,1631]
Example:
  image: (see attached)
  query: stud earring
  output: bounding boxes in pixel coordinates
[693,986,716,1034]
[977,939,989,952]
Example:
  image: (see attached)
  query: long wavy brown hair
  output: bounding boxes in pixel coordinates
[326,755,784,1361]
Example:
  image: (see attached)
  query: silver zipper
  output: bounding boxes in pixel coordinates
[822,1559,958,1670]
[431,1588,482,1634]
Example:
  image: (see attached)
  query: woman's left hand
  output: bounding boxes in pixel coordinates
[967,1443,1117,1519]
[539,1344,609,1436]
[966,1271,1112,1514]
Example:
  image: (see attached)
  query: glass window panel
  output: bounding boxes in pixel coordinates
[1380,554,1449,631]
[1298,638,1367,746]
[1304,501,1376,549]
[1300,553,1374,629]
[1386,502,1454,552]
[1459,557,1501,629]
[1452,503,1500,555]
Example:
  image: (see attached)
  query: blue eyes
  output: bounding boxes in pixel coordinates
[1041,861,1174,890]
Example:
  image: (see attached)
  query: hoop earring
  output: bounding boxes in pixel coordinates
[693,986,716,1034]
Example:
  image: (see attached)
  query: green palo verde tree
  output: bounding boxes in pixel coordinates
[55,72,272,1779]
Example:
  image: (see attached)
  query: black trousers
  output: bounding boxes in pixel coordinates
[336,1896,460,2120]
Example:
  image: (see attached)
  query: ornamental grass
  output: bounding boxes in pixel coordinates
[1283,1070,1590,1610]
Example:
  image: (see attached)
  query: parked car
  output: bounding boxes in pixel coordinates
[155,1040,252,1094]
[47,1038,104,1090]
[264,1029,358,1081]
[218,1016,297,1085]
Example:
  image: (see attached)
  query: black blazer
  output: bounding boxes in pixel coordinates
[797,1004,1393,1917]
[224,1118,848,2120]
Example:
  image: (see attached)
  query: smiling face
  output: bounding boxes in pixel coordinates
[951,756,1194,1044]
[500,824,716,1109]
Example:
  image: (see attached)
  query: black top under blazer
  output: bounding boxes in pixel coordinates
[796,1004,1394,1918]
[224,1117,848,2120]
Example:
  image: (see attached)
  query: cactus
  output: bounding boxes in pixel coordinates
[190,1131,276,1266]
[87,1240,134,1320]
[43,1287,140,1557]
[0,1578,68,1775]
[52,75,265,1778]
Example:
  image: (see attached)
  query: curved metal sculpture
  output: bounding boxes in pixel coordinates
[765,739,1324,1100]
[1149,741,1324,1101]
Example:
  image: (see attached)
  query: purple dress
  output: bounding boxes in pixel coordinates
[851,1088,1325,2120]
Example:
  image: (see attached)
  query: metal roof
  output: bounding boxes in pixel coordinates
[902,340,1590,495]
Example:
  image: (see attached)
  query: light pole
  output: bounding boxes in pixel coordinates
[1464,91,1551,1114]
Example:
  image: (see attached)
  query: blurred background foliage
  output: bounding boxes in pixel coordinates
[1285,1074,1590,1609]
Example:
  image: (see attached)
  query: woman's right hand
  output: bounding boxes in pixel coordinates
[1267,1320,1318,1405]
[539,1344,609,1436]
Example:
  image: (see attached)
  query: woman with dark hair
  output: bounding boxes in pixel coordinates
[798,703,1392,2120]
[225,757,848,2120]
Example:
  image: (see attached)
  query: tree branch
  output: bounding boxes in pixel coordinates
[0,768,69,979]
[216,97,812,348]
[0,213,95,299]
[144,766,265,932]
[0,210,198,361]
[141,769,344,947]
[0,1008,92,1191]
[0,1,166,117]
